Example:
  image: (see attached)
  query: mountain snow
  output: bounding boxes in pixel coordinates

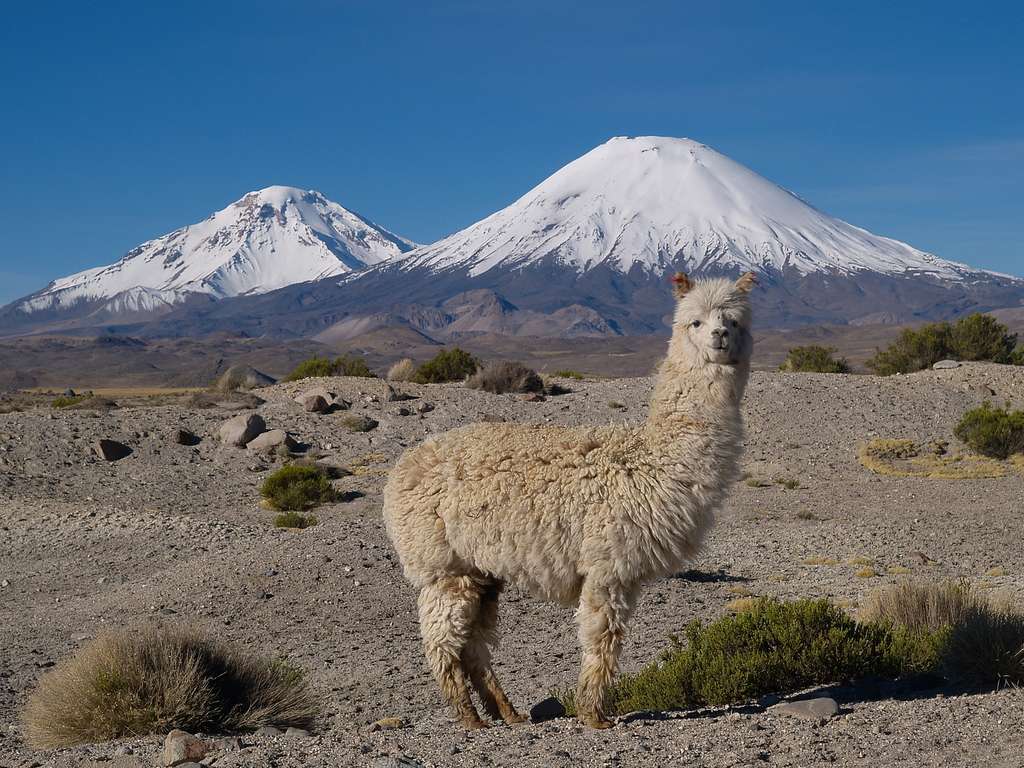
[394,136,984,280]
[21,186,415,314]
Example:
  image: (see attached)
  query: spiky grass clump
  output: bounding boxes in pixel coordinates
[387,358,417,382]
[273,511,318,529]
[557,598,941,717]
[553,369,585,380]
[21,626,317,748]
[260,465,338,511]
[466,361,543,394]
[861,580,1024,687]
[412,348,479,384]
[51,395,87,408]
[954,403,1024,460]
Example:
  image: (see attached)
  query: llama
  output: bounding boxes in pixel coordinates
[382,271,756,729]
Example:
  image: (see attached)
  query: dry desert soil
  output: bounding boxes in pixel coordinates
[1,363,1023,767]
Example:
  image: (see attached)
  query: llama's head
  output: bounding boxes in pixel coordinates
[669,271,756,369]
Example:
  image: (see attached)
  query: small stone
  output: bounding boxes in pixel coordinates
[529,696,566,723]
[162,729,208,766]
[256,725,283,736]
[394,406,412,416]
[173,429,200,446]
[63,388,76,397]
[246,429,298,453]
[416,402,434,414]
[385,384,400,402]
[285,727,311,738]
[218,413,266,447]
[0,579,9,588]
[932,359,961,370]
[92,439,132,461]
[771,696,839,721]
[215,736,243,751]
[521,393,546,402]
[342,415,378,433]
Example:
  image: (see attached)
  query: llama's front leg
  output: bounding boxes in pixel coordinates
[574,579,638,728]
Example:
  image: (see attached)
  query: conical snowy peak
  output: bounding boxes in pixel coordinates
[19,186,416,314]
[398,136,980,279]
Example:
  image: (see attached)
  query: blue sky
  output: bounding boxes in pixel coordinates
[0,0,1021,304]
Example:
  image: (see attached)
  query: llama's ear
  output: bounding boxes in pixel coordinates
[671,272,693,299]
[735,271,757,293]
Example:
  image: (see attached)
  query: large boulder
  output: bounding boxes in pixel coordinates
[218,413,266,447]
[214,365,276,392]
[297,393,331,413]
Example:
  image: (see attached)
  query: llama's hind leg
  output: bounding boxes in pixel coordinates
[418,576,488,729]
[574,579,639,729]
[461,581,527,724]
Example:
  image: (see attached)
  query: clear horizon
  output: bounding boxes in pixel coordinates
[1,1,1021,305]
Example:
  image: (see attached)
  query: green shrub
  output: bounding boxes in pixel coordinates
[1011,346,1024,366]
[557,598,941,716]
[949,314,1018,362]
[554,370,585,380]
[260,465,338,510]
[466,361,544,394]
[954,403,1024,459]
[284,355,376,382]
[273,512,318,529]
[21,626,316,748]
[413,348,479,384]
[867,322,953,375]
[779,346,851,374]
[867,314,1018,375]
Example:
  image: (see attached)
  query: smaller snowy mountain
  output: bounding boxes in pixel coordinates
[16,186,415,317]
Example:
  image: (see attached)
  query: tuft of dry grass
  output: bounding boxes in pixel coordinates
[859,438,1008,479]
[855,566,879,578]
[848,556,875,566]
[21,626,316,749]
[725,597,759,613]
[387,358,417,382]
[985,566,1008,578]
[466,361,543,395]
[888,565,913,575]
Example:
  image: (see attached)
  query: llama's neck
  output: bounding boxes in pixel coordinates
[645,352,748,442]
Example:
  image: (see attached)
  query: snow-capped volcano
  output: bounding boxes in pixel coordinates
[397,136,981,280]
[18,186,415,315]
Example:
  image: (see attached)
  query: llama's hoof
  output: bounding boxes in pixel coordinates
[580,714,614,729]
[502,711,528,724]
[461,717,490,730]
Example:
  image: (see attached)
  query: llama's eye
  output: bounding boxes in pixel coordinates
[691,320,702,328]
[731,320,739,328]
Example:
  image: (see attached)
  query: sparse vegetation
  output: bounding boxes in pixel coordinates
[387,358,417,382]
[859,437,1010,479]
[466,361,544,394]
[260,465,338,511]
[775,477,800,490]
[21,626,316,748]
[51,395,86,408]
[341,415,378,433]
[954,403,1024,460]
[284,355,376,382]
[608,401,626,410]
[554,369,585,380]
[274,511,318,529]
[779,345,851,374]
[867,314,1019,375]
[557,598,941,717]
[412,348,479,384]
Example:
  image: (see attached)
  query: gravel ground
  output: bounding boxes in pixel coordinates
[1,364,1022,768]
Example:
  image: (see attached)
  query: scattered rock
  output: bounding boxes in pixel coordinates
[285,726,311,737]
[63,388,76,397]
[214,736,243,751]
[481,414,505,423]
[0,579,9,588]
[416,402,434,414]
[342,415,378,433]
[393,406,412,416]
[214,364,276,391]
[384,384,400,402]
[173,429,200,446]
[162,729,208,766]
[932,359,961,370]
[371,716,406,731]
[521,393,546,402]
[529,696,566,723]
[218,413,266,447]
[297,393,331,413]
[771,696,839,721]
[246,429,298,453]
[256,725,283,736]
[92,439,132,461]
[373,758,424,768]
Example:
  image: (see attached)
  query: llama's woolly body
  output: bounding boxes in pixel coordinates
[383,274,754,728]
